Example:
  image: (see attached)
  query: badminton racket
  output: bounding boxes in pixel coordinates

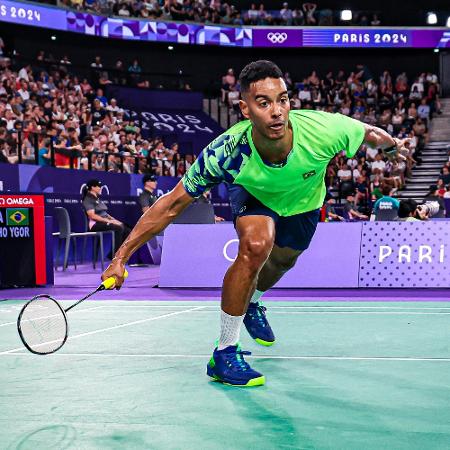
[17,270,128,355]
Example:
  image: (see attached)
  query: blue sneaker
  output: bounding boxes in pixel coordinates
[244,302,275,346]
[206,345,265,386]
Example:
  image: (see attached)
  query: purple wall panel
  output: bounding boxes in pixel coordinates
[359,221,450,288]
[159,223,362,288]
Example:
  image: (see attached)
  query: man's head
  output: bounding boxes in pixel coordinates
[381,184,392,197]
[238,60,289,141]
[143,174,157,191]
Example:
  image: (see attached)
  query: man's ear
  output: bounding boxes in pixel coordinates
[239,99,249,119]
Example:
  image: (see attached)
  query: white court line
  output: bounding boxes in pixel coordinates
[0,305,105,328]
[1,352,449,362]
[0,306,205,355]
[94,304,450,310]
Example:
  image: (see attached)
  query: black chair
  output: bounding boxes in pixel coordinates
[81,214,115,267]
[374,207,399,221]
[53,207,105,271]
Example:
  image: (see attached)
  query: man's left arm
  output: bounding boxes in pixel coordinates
[362,123,409,161]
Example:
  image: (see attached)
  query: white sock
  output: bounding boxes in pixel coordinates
[250,289,264,304]
[218,310,244,350]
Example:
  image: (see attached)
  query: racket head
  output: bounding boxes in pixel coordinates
[17,294,68,355]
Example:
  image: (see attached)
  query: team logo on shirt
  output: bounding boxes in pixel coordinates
[302,170,316,180]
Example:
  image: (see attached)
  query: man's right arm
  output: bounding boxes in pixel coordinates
[101,182,194,287]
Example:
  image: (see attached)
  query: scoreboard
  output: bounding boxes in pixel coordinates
[0,194,47,287]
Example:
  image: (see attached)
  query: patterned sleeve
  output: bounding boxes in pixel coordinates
[182,137,228,198]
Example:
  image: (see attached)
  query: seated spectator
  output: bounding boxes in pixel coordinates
[417,98,430,121]
[354,175,369,207]
[138,174,158,213]
[82,179,131,257]
[221,68,236,103]
[373,184,400,216]
[337,163,353,183]
[343,193,369,220]
[423,184,446,218]
[439,166,450,185]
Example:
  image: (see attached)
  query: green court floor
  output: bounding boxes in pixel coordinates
[0,300,449,450]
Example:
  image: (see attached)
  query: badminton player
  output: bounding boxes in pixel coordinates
[102,60,409,386]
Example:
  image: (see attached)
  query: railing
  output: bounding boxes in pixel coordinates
[204,97,241,130]
[2,131,195,176]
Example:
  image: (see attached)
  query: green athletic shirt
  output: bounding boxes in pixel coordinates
[182,110,365,216]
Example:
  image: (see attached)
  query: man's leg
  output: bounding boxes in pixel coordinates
[256,245,302,292]
[207,215,275,386]
[243,245,301,346]
[245,209,321,346]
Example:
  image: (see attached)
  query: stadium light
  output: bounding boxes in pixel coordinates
[426,13,437,25]
[168,45,174,50]
[51,35,56,41]
[446,16,450,27]
[341,10,352,21]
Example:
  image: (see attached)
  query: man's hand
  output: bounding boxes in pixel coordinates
[101,259,127,289]
[385,138,410,161]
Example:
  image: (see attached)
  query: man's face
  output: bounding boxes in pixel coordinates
[240,77,290,141]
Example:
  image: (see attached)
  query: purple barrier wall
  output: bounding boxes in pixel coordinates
[160,221,450,288]
[159,223,362,288]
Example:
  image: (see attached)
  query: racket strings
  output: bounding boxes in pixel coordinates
[18,297,68,354]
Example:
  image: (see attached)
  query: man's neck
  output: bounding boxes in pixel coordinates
[251,123,293,165]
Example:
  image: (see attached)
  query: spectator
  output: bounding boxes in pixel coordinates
[82,179,131,257]
[343,193,369,220]
[439,166,450,185]
[280,3,293,25]
[302,2,317,25]
[423,185,446,218]
[38,138,52,166]
[138,174,158,213]
[373,184,400,216]
[417,98,430,121]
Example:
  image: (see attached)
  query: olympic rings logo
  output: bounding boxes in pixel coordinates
[267,32,288,44]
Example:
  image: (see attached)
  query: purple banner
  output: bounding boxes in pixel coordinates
[0,163,20,192]
[0,0,65,29]
[159,223,362,288]
[1,1,449,48]
[359,221,450,288]
[105,86,223,152]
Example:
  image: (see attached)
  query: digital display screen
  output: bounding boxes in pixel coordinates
[1,0,449,49]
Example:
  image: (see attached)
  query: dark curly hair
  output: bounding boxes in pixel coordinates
[239,60,283,94]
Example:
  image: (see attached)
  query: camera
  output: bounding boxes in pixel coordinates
[416,201,440,218]
[398,199,440,221]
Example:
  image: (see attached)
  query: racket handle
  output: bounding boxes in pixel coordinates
[101,269,129,290]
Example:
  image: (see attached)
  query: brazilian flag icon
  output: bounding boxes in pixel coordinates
[6,208,29,226]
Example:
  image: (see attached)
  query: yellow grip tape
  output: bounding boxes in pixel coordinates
[101,269,129,290]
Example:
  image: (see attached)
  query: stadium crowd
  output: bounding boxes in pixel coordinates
[0,52,193,176]
[56,0,381,27]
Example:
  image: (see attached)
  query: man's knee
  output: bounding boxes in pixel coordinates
[239,237,274,269]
